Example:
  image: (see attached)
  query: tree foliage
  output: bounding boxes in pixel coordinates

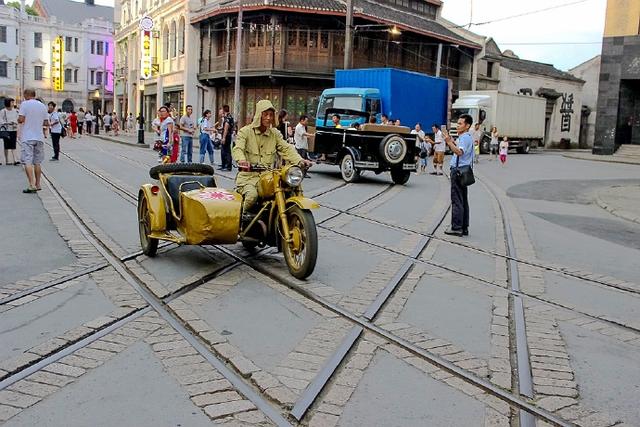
[7,1,40,16]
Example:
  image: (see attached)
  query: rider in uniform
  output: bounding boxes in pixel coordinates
[232,100,313,211]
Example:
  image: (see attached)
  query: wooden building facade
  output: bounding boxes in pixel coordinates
[191,0,479,126]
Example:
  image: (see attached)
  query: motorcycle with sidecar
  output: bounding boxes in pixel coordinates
[137,163,318,279]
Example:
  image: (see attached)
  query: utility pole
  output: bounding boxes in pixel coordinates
[233,1,243,124]
[101,47,106,115]
[343,0,353,70]
[18,0,26,100]
[435,43,443,77]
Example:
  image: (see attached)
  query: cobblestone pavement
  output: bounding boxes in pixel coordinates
[1,138,639,426]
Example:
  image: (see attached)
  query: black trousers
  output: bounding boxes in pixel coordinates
[221,140,232,168]
[51,132,61,159]
[450,173,469,231]
[85,122,92,134]
[78,123,83,134]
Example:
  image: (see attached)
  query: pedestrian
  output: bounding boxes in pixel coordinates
[411,123,426,173]
[499,136,509,166]
[77,108,85,136]
[277,109,288,140]
[103,112,112,135]
[220,104,234,171]
[179,104,195,162]
[58,108,67,132]
[47,102,62,161]
[17,89,49,193]
[369,115,377,124]
[427,124,445,175]
[94,112,100,134]
[199,109,215,165]
[394,119,401,126]
[381,114,390,125]
[472,123,482,164]
[126,112,134,133]
[0,97,20,165]
[443,113,474,237]
[69,110,78,138]
[158,106,176,163]
[84,110,93,135]
[112,112,120,136]
[294,115,313,159]
[490,126,499,161]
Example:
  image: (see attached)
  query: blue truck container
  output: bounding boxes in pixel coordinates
[316,68,449,128]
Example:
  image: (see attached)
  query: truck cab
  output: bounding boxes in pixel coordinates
[315,88,381,128]
[449,94,491,139]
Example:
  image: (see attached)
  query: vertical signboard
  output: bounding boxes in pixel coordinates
[140,16,154,80]
[52,36,64,91]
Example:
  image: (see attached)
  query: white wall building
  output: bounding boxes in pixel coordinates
[0,0,114,113]
[114,0,201,129]
[570,55,601,149]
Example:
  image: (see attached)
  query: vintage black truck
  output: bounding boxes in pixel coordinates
[311,108,417,185]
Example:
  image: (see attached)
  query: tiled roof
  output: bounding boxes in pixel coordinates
[193,0,479,48]
[37,0,113,24]
[500,56,584,83]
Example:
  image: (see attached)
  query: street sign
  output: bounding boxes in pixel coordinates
[140,16,154,80]
[52,36,64,92]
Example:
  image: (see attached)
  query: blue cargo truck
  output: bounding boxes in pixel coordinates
[315,68,449,128]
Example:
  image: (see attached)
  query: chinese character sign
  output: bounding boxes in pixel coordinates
[140,16,154,80]
[140,30,152,79]
[52,36,64,92]
[560,93,574,133]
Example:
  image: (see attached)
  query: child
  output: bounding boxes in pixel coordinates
[499,136,509,165]
[418,139,429,174]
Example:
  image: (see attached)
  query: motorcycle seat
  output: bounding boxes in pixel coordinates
[166,175,217,216]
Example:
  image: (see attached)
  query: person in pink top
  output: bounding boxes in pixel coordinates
[499,136,509,165]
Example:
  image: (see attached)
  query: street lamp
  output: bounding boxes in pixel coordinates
[138,81,145,144]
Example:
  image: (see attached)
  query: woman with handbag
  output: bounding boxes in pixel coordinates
[442,113,475,237]
[0,98,20,165]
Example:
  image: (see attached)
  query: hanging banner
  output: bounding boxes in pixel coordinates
[52,36,64,91]
[140,16,154,80]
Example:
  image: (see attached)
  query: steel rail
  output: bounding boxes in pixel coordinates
[320,223,640,335]
[0,243,176,306]
[317,201,640,296]
[215,245,574,427]
[290,203,450,421]
[49,145,572,426]
[34,173,293,427]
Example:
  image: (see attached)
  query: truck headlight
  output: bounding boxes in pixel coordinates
[283,166,304,187]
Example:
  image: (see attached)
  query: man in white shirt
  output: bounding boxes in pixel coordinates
[428,124,446,175]
[48,102,62,161]
[18,89,49,193]
[294,115,313,159]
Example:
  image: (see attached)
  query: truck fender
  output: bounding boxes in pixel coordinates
[139,185,167,232]
[339,146,361,163]
[286,196,320,210]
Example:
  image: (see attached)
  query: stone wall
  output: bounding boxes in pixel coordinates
[594,35,640,154]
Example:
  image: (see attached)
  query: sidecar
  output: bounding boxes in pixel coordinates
[137,163,242,256]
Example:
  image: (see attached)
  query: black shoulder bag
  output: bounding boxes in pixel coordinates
[453,151,475,186]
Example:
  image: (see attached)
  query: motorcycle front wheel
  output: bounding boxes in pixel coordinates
[282,206,318,279]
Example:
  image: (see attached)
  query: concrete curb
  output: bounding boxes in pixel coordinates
[595,188,640,225]
[562,153,640,165]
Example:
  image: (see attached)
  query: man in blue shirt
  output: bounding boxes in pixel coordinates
[443,113,474,236]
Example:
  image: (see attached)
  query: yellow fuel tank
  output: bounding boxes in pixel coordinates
[179,188,242,245]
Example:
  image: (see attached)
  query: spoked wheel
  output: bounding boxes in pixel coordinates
[340,154,360,183]
[282,206,318,279]
[138,196,158,257]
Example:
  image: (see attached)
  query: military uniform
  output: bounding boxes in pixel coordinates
[232,100,302,210]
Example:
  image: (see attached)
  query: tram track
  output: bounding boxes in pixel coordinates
[42,145,577,425]
[0,171,294,427]
[0,243,176,307]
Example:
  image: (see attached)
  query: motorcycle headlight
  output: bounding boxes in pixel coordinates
[283,166,305,187]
